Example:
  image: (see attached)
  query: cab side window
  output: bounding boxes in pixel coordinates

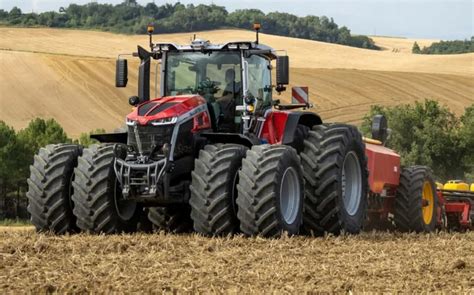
[245,55,272,109]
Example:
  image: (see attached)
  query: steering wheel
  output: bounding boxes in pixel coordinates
[197,77,220,102]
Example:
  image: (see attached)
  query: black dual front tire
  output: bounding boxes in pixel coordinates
[72,144,140,234]
[236,145,304,237]
[189,144,247,236]
[26,144,82,234]
[301,124,368,235]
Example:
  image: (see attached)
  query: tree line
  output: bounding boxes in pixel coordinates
[412,38,473,54]
[0,1,379,50]
[361,100,474,182]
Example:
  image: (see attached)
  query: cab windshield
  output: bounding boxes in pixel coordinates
[165,51,242,102]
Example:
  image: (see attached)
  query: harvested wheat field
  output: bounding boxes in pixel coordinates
[0,229,473,293]
[0,28,473,136]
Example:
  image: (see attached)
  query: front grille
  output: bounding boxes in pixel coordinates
[174,119,193,158]
[128,125,173,157]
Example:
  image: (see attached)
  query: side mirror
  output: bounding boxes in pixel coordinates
[372,114,388,143]
[276,56,289,86]
[115,59,128,87]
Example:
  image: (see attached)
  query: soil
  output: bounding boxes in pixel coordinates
[1,229,472,293]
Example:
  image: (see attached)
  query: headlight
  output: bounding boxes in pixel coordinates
[151,117,177,126]
[126,118,137,126]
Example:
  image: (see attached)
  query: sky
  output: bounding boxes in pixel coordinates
[0,0,472,39]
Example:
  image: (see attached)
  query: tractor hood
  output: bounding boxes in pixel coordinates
[126,95,207,126]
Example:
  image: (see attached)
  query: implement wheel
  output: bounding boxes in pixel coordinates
[26,144,82,234]
[72,144,140,234]
[301,124,368,235]
[394,166,438,232]
[190,144,247,236]
[236,145,304,237]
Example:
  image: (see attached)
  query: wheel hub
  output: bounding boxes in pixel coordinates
[341,151,362,216]
[279,167,301,224]
[422,181,434,225]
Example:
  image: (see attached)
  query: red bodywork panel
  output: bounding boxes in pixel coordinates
[260,111,290,144]
[437,191,472,229]
[445,202,471,228]
[365,143,401,194]
[127,95,207,126]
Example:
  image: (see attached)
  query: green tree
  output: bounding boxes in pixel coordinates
[0,9,8,20]
[16,118,71,179]
[0,122,21,192]
[0,119,76,219]
[419,38,473,54]
[361,100,467,181]
[8,7,22,18]
[76,128,106,147]
[412,41,421,53]
[459,105,474,181]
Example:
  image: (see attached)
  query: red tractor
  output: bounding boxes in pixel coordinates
[26,24,453,236]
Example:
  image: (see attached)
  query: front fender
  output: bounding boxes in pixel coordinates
[260,111,322,145]
[281,112,323,145]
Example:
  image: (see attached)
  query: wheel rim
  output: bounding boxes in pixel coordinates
[68,173,75,210]
[279,166,301,224]
[341,151,362,216]
[422,181,434,225]
[114,180,137,221]
[231,171,239,216]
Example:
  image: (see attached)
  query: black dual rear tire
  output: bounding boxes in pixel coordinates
[72,144,140,234]
[236,145,304,237]
[26,144,82,234]
[301,124,368,235]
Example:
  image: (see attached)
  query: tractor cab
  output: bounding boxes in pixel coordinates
[114,24,307,139]
[159,40,274,132]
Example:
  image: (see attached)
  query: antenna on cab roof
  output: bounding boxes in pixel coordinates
[147,23,154,50]
[253,23,261,44]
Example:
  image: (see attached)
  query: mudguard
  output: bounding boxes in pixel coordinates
[261,111,322,145]
[281,112,322,145]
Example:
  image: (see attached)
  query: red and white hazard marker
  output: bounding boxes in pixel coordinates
[291,86,309,104]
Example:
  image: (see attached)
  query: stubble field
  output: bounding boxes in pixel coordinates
[1,228,473,293]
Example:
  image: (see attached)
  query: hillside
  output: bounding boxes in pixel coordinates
[0,28,473,137]
[370,36,437,53]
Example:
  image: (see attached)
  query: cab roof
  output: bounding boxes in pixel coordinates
[152,39,278,60]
